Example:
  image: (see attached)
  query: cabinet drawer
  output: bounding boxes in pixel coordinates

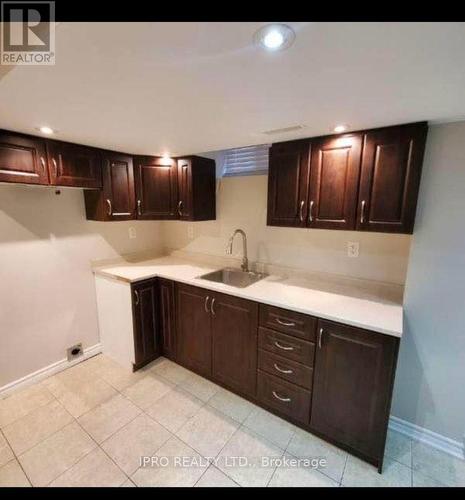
[259,304,316,341]
[258,349,313,390]
[258,327,315,366]
[257,371,311,424]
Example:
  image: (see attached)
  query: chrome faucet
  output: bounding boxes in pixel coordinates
[226,229,249,272]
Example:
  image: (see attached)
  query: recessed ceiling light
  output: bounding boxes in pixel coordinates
[38,126,55,135]
[334,125,347,133]
[254,24,295,52]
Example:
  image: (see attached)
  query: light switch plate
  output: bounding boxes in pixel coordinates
[347,241,360,258]
[129,227,137,239]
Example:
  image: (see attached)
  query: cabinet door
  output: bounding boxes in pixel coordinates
[212,292,258,397]
[0,130,49,185]
[102,153,135,220]
[177,159,192,220]
[159,278,176,360]
[132,279,160,370]
[357,123,427,233]
[47,140,102,188]
[176,284,212,377]
[134,156,178,220]
[267,140,311,227]
[311,320,398,461]
[308,134,362,230]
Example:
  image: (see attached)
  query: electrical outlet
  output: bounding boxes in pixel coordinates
[347,241,360,258]
[67,343,83,362]
[129,227,137,239]
[187,225,194,240]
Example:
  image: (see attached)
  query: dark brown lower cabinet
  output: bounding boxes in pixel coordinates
[131,279,161,370]
[159,278,176,361]
[212,292,258,398]
[176,283,212,377]
[153,280,399,473]
[310,319,399,467]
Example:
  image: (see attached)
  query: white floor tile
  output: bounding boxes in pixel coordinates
[286,428,347,483]
[195,465,239,487]
[149,358,193,385]
[0,459,31,487]
[342,456,412,487]
[268,454,339,487]
[179,372,220,402]
[78,393,141,443]
[131,436,209,487]
[0,384,54,428]
[50,448,126,487]
[123,375,175,410]
[18,422,96,486]
[102,413,171,476]
[208,388,257,423]
[0,431,14,468]
[384,429,412,466]
[243,407,296,450]
[412,441,465,487]
[2,399,73,455]
[413,469,448,487]
[176,405,239,458]
[216,427,284,487]
[146,386,204,433]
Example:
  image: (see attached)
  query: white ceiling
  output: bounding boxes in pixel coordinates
[1,22,464,156]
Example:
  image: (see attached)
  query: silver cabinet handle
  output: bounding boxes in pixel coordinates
[211,297,216,316]
[274,363,293,375]
[360,200,366,224]
[204,296,210,313]
[318,327,323,349]
[178,200,183,217]
[299,200,305,222]
[276,318,296,327]
[309,200,314,223]
[52,158,58,176]
[106,199,112,216]
[40,156,46,171]
[272,391,291,403]
[137,200,142,216]
[134,290,140,306]
[274,341,294,351]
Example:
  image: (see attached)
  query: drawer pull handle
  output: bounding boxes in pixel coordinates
[211,297,216,316]
[134,290,139,306]
[318,327,324,349]
[274,363,293,375]
[275,318,296,327]
[272,391,291,403]
[106,199,112,216]
[204,296,210,313]
[299,200,305,222]
[274,341,294,351]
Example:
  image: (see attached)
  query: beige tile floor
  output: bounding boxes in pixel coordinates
[0,354,464,487]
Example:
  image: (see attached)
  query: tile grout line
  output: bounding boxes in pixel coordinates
[0,423,33,486]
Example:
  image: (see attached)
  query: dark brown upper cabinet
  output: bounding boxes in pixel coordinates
[267,139,311,227]
[310,319,399,463]
[356,123,428,234]
[308,134,362,230]
[0,130,49,185]
[267,122,427,234]
[177,156,216,221]
[46,140,102,189]
[134,156,178,220]
[84,152,135,221]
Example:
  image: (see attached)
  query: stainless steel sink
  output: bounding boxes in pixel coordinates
[198,267,267,288]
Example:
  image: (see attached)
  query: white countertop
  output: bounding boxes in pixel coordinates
[94,255,403,338]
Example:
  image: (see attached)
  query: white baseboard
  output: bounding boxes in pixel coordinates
[389,415,464,461]
[0,343,102,398]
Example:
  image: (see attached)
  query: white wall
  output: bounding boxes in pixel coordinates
[0,185,163,388]
[391,121,465,442]
[162,175,412,285]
